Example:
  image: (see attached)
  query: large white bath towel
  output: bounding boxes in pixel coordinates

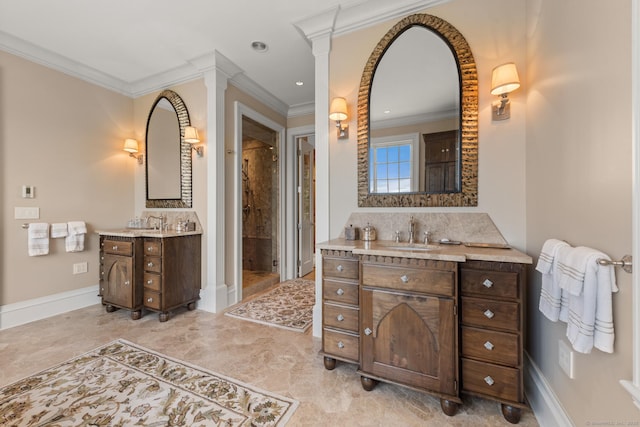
[28,222,50,256]
[65,221,87,252]
[537,239,570,321]
[558,246,611,296]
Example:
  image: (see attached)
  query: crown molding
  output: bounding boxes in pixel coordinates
[287,102,315,118]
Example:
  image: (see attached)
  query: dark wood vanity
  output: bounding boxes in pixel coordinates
[319,240,530,424]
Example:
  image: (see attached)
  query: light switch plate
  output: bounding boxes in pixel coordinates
[14,207,40,219]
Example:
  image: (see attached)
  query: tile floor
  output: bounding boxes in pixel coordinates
[0,303,539,426]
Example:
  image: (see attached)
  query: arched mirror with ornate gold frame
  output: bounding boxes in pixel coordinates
[145,89,193,208]
[357,13,478,207]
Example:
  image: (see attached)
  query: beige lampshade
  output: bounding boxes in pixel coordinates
[184,126,200,144]
[490,63,521,96]
[329,97,348,121]
[123,138,139,153]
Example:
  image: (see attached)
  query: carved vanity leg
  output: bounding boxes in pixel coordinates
[323,356,336,370]
[159,312,169,322]
[360,376,378,391]
[130,310,142,320]
[501,404,522,424]
[105,305,117,313]
[440,399,459,416]
[187,302,196,311]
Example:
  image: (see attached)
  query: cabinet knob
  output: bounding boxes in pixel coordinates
[483,309,495,319]
[112,245,118,250]
[364,327,372,336]
[147,262,154,267]
[484,341,495,351]
[337,341,345,349]
[124,280,130,286]
[336,288,345,296]
[147,297,153,303]
[147,247,153,252]
[147,279,153,285]
[400,275,409,283]
[336,264,344,272]
[337,314,345,322]
[482,278,494,288]
[101,287,104,292]
[484,376,495,386]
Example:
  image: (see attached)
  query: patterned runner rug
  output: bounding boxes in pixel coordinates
[225,279,315,332]
[0,339,298,426]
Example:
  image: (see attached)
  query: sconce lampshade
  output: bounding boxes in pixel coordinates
[329,97,348,121]
[184,126,200,144]
[123,138,139,153]
[490,63,521,96]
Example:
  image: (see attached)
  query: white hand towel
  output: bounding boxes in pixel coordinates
[65,221,87,252]
[565,253,618,353]
[558,246,609,296]
[51,223,68,238]
[28,222,50,256]
[538,239,570,321]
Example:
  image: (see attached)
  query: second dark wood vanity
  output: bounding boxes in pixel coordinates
[319,239,531,424]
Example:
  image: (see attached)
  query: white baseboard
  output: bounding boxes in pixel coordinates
[0,285,101,330]
[524,351,574,426]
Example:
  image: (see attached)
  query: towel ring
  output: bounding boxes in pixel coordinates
[597,255,633,274]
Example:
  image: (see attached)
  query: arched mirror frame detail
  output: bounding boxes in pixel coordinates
[145,89,193,208]
[358,14,478,207]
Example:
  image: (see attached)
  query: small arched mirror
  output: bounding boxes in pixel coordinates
[358,14,478,207]
[145,89,193,208]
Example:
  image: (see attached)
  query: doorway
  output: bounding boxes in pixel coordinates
[297,134,315,278]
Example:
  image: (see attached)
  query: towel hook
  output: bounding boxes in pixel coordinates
[597,255,633,274]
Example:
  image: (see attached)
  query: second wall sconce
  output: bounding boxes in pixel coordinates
[329,97,349,139]
[184,126,203,157]
[123,138,143,164]
[491,62,521,121]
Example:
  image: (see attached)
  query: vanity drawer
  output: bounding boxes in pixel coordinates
[323,302,359,332]
[323,257,359,280]
[461,326,519,366]
[144,256,162,273]
[361,263,454,297]
[460,268,518,300]
[323,279,358,305]
[103,240,133,256]
[323,329,359,362]
[461,297,519,332]
[144,290,162,310]
[461,358,521,402]
[143,272,161,292]
[144,239,161,256]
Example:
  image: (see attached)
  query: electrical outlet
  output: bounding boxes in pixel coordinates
[559,339,575,379]
[73,262,88,275]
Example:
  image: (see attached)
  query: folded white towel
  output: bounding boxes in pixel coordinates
[65,221,86,252]
[28,222,50,256]
[538,240,570,321]
[558,246,610,296]
[51,223,68,238]
[565,254,618,353]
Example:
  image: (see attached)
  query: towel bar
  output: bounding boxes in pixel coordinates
[21,223,29,229]
[597,255,633,273]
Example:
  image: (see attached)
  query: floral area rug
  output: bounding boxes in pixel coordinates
[225,279,315,332]
[0,339,298,426]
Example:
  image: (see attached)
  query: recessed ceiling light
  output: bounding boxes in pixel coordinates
[251,41,268,52]
[296,81,304,86]
[384,109,391,114]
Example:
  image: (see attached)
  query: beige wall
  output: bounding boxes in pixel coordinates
[1,51,134,305]
[525,0,635,423]
[329,0,528,250]
[287,113,314,129]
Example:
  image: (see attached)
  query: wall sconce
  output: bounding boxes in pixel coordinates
[123,138,143,164]
[184,126,203,157]
[491,62,521,121]
[329,97,349,139]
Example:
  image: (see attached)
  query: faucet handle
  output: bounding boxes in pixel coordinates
[424,231,431,244]
[394,231,401,243]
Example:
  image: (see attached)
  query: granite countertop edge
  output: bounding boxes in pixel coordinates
[96,229,202,238]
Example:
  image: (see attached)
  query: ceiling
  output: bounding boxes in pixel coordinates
[0,0,448,115]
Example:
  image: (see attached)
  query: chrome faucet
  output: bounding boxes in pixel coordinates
[408,216,415,244]
[147,215,166,231]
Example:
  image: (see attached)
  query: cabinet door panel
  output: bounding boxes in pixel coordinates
[103,254,133,308]
[361,288,456,394]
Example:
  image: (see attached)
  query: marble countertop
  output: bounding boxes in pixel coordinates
[317,238,532,264]
[95,228,202,238]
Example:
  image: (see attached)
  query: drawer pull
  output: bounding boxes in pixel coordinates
[336,264,344,272]
[482,278,494,288]
[147,279,153,285]
[484,341,495,351]
[364,327,372,336]
[337,341,345,349]
[101,287,104,292]
[400,275,409,283]
[112,245,118,250]
[484,376,495,386]
[337,314,345,322]
[484,309,495,319]
[124,280,130,286]
[147,297,153,303]
[147,262,154,267]
[336,288,345,296]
